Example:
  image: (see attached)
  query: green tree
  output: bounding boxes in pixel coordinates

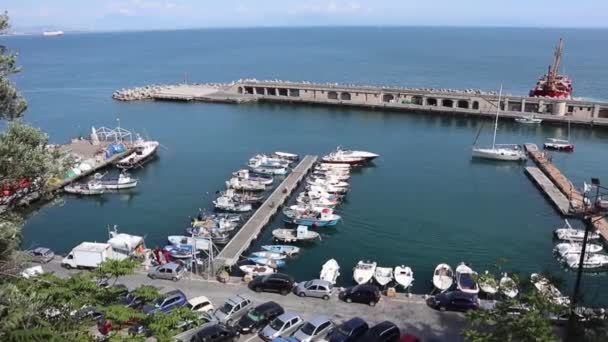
[95,258,140,286]
[0,11,27,120]
[144,306,201,342]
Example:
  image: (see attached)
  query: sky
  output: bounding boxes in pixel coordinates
[3,0,608,32]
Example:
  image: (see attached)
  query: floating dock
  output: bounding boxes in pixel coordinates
[214,155,318,268]
[524,143,608,241]
[113,80,608,127]
[524,166,571,216]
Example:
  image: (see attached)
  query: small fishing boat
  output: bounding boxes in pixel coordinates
[564,253,608,269]
[167,235,210,251]
[530,273,570,306]
[233,169,273,185]
[184,228,230,245]
[250,166,288,175]
[353,260,377,284]
[239,265,276,277]
[283,207,341,227]
[226,177,266,191]
[394,266,414,289]
[432,263,454,292]
[554,228,600,242]
[316,163,351,170]
[319,259,340,284]
[499,273,519,299]
[554,241,603,257]
[478,271,498,295]
[250,251,286,260]
[515,115,542,124]
[544,120,574,152]
[117,136,159,169]
[248,155,289,168]
[99,172,138,190]
[296,194,340,208]
[311,171,350,181]
[272,225,320,243]
[306,177,349,189]
[191,217,239,232]
[64,181,105,195]
[455,263,479,295]
[261,245,300,256]
[248,257,286,268]
[192,213,241,224]
[306,184,349,195]
[163,244,195,259]
[213,196,252,212]
[373,267,394,286]
[273,151,299,161]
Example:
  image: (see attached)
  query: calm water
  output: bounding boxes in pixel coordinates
[5,27,608,304]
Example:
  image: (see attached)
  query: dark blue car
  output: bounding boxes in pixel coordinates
[427,291,479,312]
[142,289,187,314]
[326,317,369,342]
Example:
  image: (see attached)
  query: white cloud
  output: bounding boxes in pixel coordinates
[290,1,370,15]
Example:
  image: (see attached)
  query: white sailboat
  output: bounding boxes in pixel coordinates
[472,85,527,161]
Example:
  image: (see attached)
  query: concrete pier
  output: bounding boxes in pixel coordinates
[113,80,608,127]
[215,155,318,268]
[525,166,571,216]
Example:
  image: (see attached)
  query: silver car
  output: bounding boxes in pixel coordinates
[294,279,333,300]
[214,294,253,325]
[28,247,55,263]
[259,312,304,341]
[293,316,334,342]
[147,262,185,281]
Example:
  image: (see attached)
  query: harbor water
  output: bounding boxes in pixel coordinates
[5,27,608,304]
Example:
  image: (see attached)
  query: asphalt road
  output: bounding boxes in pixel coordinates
[42,261,467,341]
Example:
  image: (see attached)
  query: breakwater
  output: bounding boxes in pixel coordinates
[113,79,608,127]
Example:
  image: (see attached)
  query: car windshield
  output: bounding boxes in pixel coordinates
[304,280,313,288]
[247,310,262,321]
[338,326,353,336]
[269,318,285,330]
[175,265,183,273]
[153,296,167,308]
[219,303,234,314]
[300,322,316,335]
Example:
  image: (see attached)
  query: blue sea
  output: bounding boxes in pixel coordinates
[4,27,608,304]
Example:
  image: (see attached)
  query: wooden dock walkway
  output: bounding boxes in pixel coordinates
[524,143,608,241]
[524,166,571,216]
[214,155,318,268]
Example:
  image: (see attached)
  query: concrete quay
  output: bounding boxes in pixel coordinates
[113,80,608,127]
[42,259,467,342]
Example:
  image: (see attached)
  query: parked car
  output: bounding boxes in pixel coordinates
[326,317,369,342]
[248,273,295,295]
[187,296,215,314]
[120,292,147,310]
[258,312,304,341]
[142,289,187,314]
[426,291,479,312]
[214,294,253,325]
[191,323,239,342]
[358,321,400,342]
[236,301,285,334]
[27,247,55,263]
[148,262,186,281]
[270,337,299,342]
[338,284,381,306]
[292,315,334,342]
[294,279,333,300]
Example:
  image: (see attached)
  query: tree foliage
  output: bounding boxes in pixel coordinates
[0,11,27,120]
[95,258,140,286]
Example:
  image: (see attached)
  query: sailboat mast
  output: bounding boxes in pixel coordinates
[492,85,503,149]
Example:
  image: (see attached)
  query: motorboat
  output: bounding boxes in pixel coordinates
[353,260,377,284]
[455,263,479,295]
[247,257,286,268]
[499,273,519,299]
[64,180,105,195]
[233,169,273,185]
[283,207,341,227]
[250,166,288,175]
[472,85,527,162]
[163,244,195,259]
[564,253,608,269]
[261,245,301,256]
[272,225,320,243]
[288,204,330,215]
[184,227,230,245]
[248,155,289,168]
[117,136,159,169]
[554,241,603,257]
[433,263,454,291]
[554,228,600,242]
[191,216,239,231]
[311,171,350,181]
[478,271,498,295]
[167,235,210,251]
[98,172,138,190]
[302,187,343,202]
[250,251,286,260]
[306,176,349,189]
[544,120,574,152]
[226,177,266,191]
[192,213,241,224]
[515,115,542,124]
[394,266,414,289]
[273,151,299,161]
[296,193,340,208]
[531,273,570,306]
[373,267,394,286]
[306,183,349,195]
[319,259,341,284]
[213,195,252,212]
[332,146,380,161]
[316,163,351,170]
[321,153,366,165]
[239,265,276,277]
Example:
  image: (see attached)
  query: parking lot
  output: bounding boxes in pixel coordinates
[44,261,467,341]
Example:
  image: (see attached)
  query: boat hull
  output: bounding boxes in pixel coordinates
[472,148,526,161]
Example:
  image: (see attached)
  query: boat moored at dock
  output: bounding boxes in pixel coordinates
[432,263,454,292]
[117,136,159,169]
[64,180,105,195]
[353,260,376,284]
